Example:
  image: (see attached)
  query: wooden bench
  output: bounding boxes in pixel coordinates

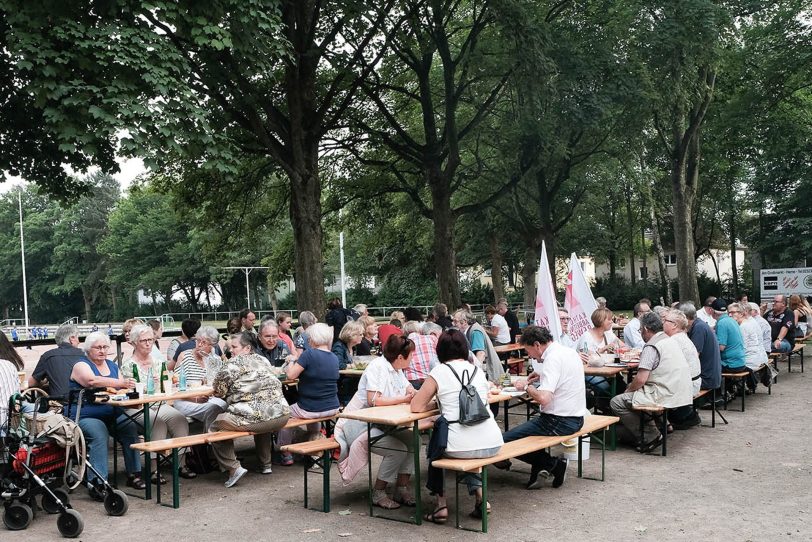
[280,438,340,512]
[721,361,773,413]
[430,414,619,533]
[130,414,337,509]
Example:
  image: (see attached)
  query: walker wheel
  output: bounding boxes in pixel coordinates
[104,489,128,516]
[57,509,83,538]
[3,502,33,530]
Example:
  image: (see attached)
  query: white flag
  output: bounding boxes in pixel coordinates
[564,252,598,343]
[533,241,563,340]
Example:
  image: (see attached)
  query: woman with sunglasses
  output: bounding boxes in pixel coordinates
[67,332,144,497]
[333,334,417,510]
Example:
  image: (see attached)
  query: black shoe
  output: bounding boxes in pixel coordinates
[88,486,105,502]
[551,458,568,489]
[493,459,512,471]
[673,413,701,430]
[636,433,664,454]
[525,465,550,490]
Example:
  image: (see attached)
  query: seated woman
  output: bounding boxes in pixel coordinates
[575,308,621,396]
[293,311,317,355]
[0,331,23,437]
[728,303,768,392]
[355,316,379,356]
[173,325,227,430]
[333,334,417,510]
[210,332,290,488]
[121,324,195,480]
[410,329,504,524]
[332,320,365,404]
[277,323,340,466]
[66,332,143,497]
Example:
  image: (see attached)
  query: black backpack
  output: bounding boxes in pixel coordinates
[445,364,491,426]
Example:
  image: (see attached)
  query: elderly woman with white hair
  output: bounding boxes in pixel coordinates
[121,324,195,480]
[173,325,227,429]
[277,323,341,465]
[67,332,144,496]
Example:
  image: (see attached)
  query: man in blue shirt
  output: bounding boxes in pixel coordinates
[681,302,722,391]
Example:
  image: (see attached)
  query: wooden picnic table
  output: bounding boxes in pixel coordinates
[494,343,524,354]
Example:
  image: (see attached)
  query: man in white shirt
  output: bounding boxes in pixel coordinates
[696,296,717,329]
[623,301,650,349]
[485,306,511,345]
[494,326,586,490]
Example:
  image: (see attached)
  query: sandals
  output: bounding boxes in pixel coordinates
[151,472,167,484]
[392,487,416,507]
[469,501,492,519]
[127,474,147,490]
[372,490,400,510]
[179,466,197,479]
[424,506,448,524]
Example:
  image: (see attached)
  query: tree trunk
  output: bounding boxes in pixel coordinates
[649,203,671,305]
[671,134,701,305]
[488,234,505,303]
[288,162,326,315]
[729,209,739,298]
[81,285,92,323]
[430,184,460,309]
[521,245,538,309]
[625,189,637,286]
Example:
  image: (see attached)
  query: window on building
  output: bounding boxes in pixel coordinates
[665,254,677,266]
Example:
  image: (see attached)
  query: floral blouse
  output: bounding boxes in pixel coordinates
[212,353,290,425]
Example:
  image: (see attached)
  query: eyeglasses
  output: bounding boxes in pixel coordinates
[137,338,153,344]
[559,317,571,322]
[90,345,110,351]
[728,310,741,315]
[663,319,677,325]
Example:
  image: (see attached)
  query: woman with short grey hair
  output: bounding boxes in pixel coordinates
[173,325,227,429]
[294,311,317,354]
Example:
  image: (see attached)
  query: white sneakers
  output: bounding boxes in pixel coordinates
[259,465,274,475]
[225,466,247,488]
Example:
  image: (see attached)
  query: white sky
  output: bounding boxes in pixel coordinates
[1,155,147,194]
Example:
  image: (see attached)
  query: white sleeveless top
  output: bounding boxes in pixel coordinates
[429,360,503,453]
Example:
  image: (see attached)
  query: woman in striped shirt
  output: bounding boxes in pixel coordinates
[173,326,227,430]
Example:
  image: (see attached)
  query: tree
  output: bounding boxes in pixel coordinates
[2,0,397,314]
[345,0,515,308]
[49,173,120,322]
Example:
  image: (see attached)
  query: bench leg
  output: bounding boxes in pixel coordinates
[481,467,488,533]
[711,389,716,428]
[412,420,422,525]
[303,455,309,510]
[171,448,180,509]
[741,377,746,412]
[454,471,460,530]
[322,451,331,513]
[577,433,583,478]
[661,411,668,457]
[722,378,728,410]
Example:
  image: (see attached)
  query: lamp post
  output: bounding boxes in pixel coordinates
[18,189,30,332]
[222,266,269,309]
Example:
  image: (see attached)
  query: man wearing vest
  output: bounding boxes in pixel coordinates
[451,308,505,384]
[610,312,693,454]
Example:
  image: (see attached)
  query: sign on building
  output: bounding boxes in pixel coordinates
[760,268,812,298]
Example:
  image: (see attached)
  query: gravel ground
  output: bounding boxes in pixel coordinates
[8,344,812,542]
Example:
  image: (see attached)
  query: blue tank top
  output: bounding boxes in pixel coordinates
[67,358,120,422]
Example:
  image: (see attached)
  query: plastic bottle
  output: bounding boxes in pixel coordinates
[178,366,187,392]
[145,366,155,395]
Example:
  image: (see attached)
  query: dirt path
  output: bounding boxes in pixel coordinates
[9,350,812,541]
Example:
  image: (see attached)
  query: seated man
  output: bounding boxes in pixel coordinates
[680,302,722,392]
[255,319,292,367]
[623,301,650,349]
[28,323,84,399]
[610,312,693,453]
[766,294,795,353]
[170,318,223,366]
[497,326,586,489]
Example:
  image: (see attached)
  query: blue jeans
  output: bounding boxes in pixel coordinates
[772,339,791,353]
[80,414,141,484]
[502,413,584,471]
[585,376,610,394]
